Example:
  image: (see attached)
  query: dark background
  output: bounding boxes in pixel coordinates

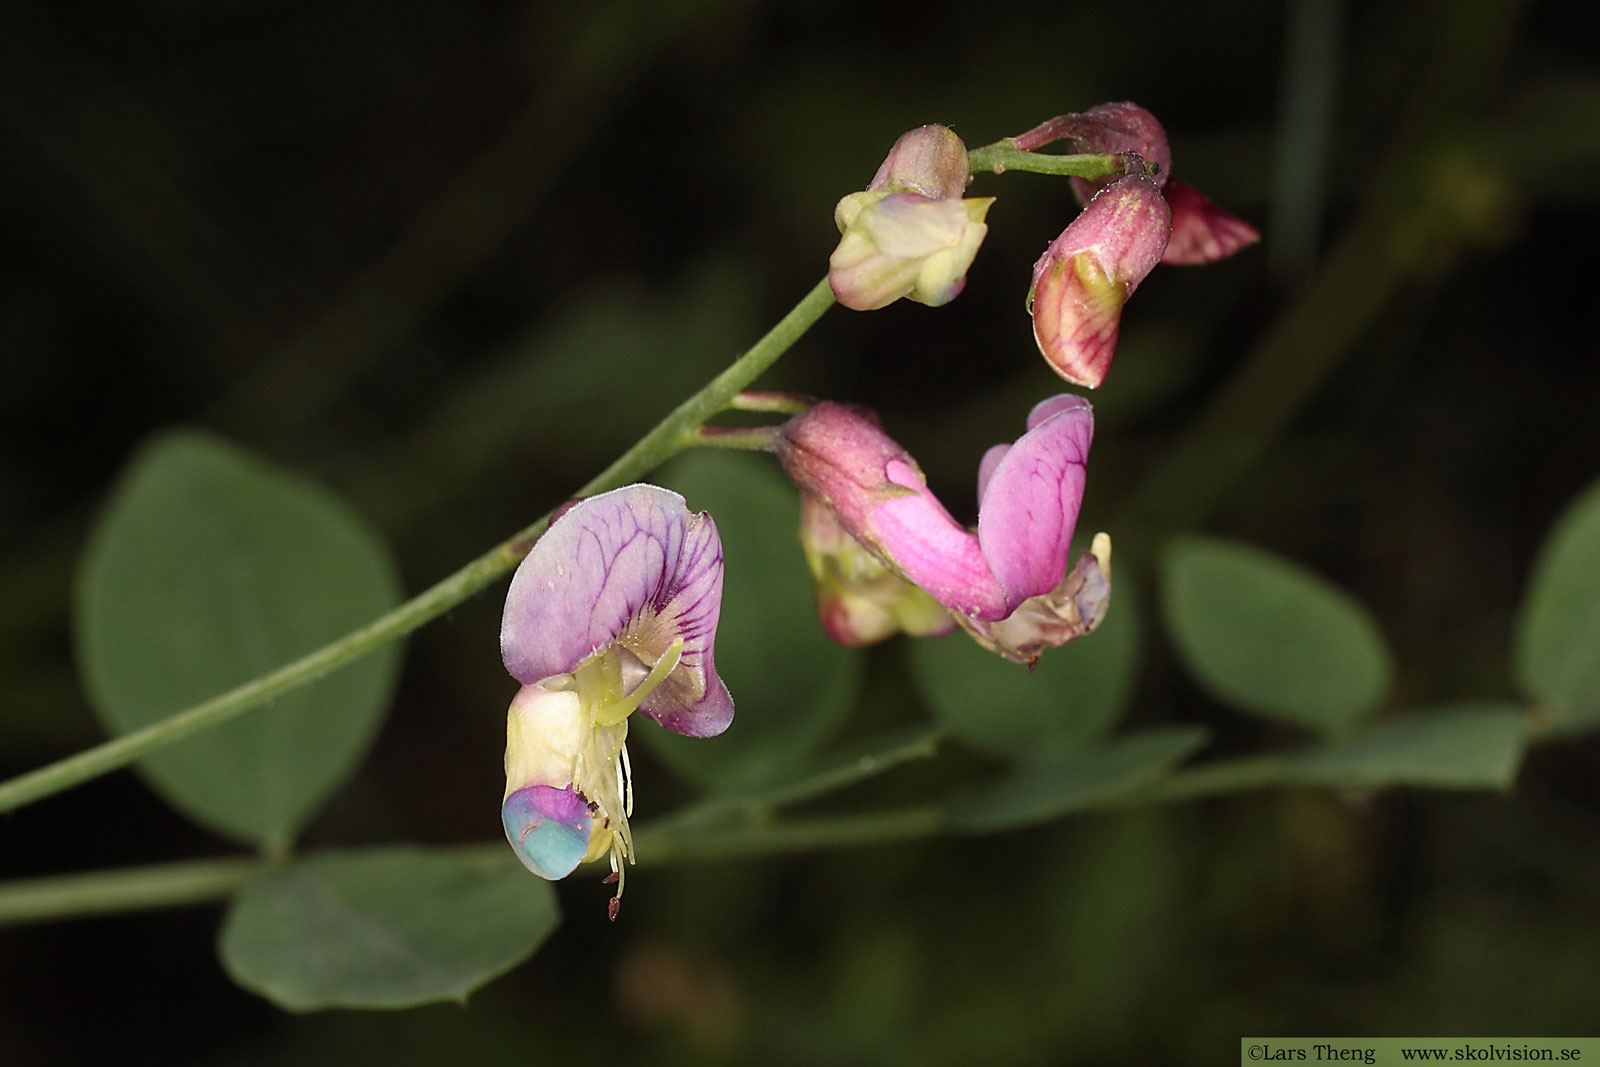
[3,0,1598,1062]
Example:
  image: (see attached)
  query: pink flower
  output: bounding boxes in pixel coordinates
[774,396,1107,664]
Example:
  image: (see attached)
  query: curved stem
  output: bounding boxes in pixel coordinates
[966,144,1126,179]
[0,277,836,817]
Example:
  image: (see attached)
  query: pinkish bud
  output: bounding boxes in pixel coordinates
[1028,170,1171,389]
[1159,179,1261,265]
[868,124,974,200]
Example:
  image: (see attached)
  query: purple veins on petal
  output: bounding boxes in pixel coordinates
[500,483,733,738]
[976,395,1094,609]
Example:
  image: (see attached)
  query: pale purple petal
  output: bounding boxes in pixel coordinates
[631,510,735,737]
[1024,393,1093,431]
[976,397,1094,609]
[501,484,733,736]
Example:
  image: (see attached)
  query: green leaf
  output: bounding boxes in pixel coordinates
[1283,702,1527,791]
[75,431,403,845]
[641,450,863,792]
[907,570,1139,761]
[1160,536,1393,736]
[1515,475,1600,732]
[218,848,559,1011]
[947,726,1209,833]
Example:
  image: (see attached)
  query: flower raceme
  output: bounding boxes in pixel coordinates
[774,396,1112,663]
[499,484,733,917]
[1016,101,1259,388]
[829,124,995,311]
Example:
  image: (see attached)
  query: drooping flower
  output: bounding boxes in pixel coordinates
[499,484,732,917]
[1027,165,1172,389]
[774,395,1110,662]
[1015,102,1260,388]
[830,124,995,311]
[1012,101,1260,266]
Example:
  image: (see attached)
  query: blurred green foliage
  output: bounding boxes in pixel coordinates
[2,0,1599,1062]
[75,431,403,846]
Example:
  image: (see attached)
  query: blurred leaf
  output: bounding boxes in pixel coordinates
[75,431,403,846]
[641,450,864,792]
[907,571,1139,761]
[1282,702,1527,790]
[218,848,558,1011]
[948,726,1210,833]
[1515,474,1600,732]
[1160,536,1393,736]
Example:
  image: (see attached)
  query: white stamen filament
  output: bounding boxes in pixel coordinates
[621,742,634,818]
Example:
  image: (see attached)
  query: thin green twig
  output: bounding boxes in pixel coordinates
[0,278,836,817]
[966,144,1127,178]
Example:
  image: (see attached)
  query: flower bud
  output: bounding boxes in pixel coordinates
[830,193,993,310]
[868,124,974,200]
[1028,171,1171,388]
[799,492,954,646]
[830,125,992,311]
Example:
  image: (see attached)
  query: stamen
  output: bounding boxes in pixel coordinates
[621,742,634,818]
[592,637,685,726]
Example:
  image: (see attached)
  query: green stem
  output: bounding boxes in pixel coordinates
[634,806,945,867]
[0,857,260,927]
[726,390,814,415]
[0,277,836,817]
[687,426,780,452]
[966,144,1126,179]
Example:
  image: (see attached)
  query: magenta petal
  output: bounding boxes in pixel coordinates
[500,483,733,736]
[1160,180,1261,265]
[975,444,1010,504]
[875,460,1008,620]
[775,403,1009,621]
[976,396,1094,610]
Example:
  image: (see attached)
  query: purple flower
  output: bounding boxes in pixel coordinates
[830,125,995,311]
[775,397,1105,661]
[499,484,732,912]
